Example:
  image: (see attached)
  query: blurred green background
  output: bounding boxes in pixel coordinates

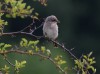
[0,0,100,74]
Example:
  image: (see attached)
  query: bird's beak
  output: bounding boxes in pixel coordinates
[57,20,60,23]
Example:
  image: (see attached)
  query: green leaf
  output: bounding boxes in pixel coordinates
[21,61,26,65]
[46,49,51,56]
[6,14,11,18]
[87,65,96,72]
[41,46,45,53]
[20,3,26,9]
[28,41,34,46]
[34,40,39,46]
[4,0,10,4]
[12,13,17,18]
[22,38,28,44]
[0,43,5,47]
[2,44,12,50]
[27,6,31,9]
[15,60,26,70]
[20,41,23,47]
[0,13,4,17]
[20,38,28,47]
[32,16,38,20]
[83,55,87,59]
[35,12,39,16]
[28,50,34,55]
[57,60,66,65]
[35,46,39,52]
[11,1,17,7]
[88,52,93,57]
[2,65,9,70]
[4,21,8,25]
[28,40,39,47]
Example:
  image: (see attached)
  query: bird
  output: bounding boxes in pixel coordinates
[43,15,60,47]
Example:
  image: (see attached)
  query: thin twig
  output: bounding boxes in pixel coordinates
[31,22,44,33]
[20,20,35,32]
[36,53,67,74]
[50,40,78,60]
[1,32,43,39]
[4,58,15,67]
[0,10,7,13]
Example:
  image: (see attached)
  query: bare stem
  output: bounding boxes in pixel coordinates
[50,40,78,60]
[4,58,15,67]
[1,32,42,39]
[19,20,35,32]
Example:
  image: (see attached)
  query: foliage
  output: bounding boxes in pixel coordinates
[0,13,8,33]
[4,0,34,18]
[1,65,10,74]
[15,60,26,73]
[74,52,96,74]
[0,38,67,74]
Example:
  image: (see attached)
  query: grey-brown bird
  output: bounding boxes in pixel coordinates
[43,15,60,47]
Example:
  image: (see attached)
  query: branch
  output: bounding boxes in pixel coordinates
[19,20,35,32]
[20,19,44,34]
[50,40,78,60]
[0,10,7,13]
[1,32,42,39]
[4,58,15,67]
[31,22,44,33]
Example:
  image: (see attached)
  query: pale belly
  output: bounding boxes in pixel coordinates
[43,24,58,40]
[46,28,58,39]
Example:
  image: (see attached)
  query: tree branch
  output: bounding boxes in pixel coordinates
[1,31,77,60]
[1,32,42,39]
[4,58,15,67]
[50,40,78,60]
[19,19,35,32]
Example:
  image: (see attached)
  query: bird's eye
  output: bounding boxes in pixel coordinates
[51,19,56,22]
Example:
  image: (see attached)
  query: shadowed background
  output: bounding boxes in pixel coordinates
[0,0,99,74]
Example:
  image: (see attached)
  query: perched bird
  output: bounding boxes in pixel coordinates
[43,15,60,47]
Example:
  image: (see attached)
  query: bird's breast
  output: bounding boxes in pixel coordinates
[43,23,58,40]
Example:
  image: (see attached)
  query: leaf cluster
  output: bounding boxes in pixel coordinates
[0,43,11,51]
[0,13,8,31]
[74,52,96,74]
[4,0,34,18]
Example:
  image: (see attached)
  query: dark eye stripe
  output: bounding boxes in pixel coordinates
[51,19,57,21]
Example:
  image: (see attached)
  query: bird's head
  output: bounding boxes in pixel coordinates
[45,15,60,23]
